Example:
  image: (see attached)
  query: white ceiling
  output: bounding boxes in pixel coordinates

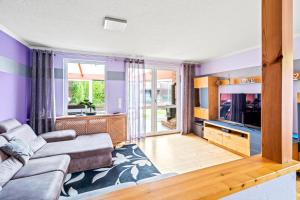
[0,0,299,62]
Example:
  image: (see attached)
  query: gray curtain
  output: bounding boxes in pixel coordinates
[182,63,195,134]
[125,59,146,140]
[30,49,56,135]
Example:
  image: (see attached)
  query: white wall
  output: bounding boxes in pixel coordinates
[222,172,296,200]
[219,84,261,94]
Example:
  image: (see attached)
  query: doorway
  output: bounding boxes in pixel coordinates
[144,66,181,136]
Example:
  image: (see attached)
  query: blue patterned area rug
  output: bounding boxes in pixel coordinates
[61,144,160,197]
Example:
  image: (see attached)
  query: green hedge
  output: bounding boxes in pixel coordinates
[69,80,105,107]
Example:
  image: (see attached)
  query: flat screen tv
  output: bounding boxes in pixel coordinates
[219,93,261,127]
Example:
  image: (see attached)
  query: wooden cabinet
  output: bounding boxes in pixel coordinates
[293,142,300,161]
[55,114,127,145]
[194,77,208,88]
[194,107,209,120]
[108,116,127,144]
[204,121,251,156]
[194,76,218,120]
[204,127,223,145]
[223,132,250,156]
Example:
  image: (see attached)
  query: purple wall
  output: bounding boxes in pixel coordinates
[199,37,300,75]
[199,37,300,132]
[53,52,126,116]
[0,30,31,123]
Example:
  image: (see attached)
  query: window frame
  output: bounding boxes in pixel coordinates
[63,58,107,115]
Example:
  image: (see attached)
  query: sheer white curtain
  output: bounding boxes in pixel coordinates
[125,59,146,140]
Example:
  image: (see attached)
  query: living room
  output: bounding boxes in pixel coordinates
[0,1,300,200]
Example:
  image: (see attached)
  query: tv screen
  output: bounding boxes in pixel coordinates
[220,93,261,127]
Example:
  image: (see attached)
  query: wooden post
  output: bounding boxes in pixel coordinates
[262,0,293,163]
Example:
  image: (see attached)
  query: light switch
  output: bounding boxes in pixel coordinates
[118,98,122,109]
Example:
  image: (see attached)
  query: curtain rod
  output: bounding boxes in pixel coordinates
[31,46,185,64]
[183,61,202,65]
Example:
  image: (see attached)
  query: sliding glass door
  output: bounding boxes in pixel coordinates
[145,66,181,136]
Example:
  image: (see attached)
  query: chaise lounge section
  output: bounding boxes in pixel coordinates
[0,119,114,200]
[33,132,113,173]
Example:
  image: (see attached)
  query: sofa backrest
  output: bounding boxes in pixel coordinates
[1,124,37,145]
[0,119,22,134]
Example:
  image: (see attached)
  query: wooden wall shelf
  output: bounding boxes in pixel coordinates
[217,72,300,86]
[193,76,218,120]
[217,76,262,86]
[294,72,300,80]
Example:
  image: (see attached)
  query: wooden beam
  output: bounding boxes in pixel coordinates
[68,73,105,81]
[78,63,84,78]
[261,0,293,163]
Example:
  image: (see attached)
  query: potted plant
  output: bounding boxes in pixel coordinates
[79,99,96,116]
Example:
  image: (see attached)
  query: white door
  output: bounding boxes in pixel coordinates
[144,66,181,136]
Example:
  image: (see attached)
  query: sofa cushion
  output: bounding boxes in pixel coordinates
[31,136,47,152]
[59,182,136,200]
[0,137,33,165]
[14,155,70,179]
[33,133,113,159]
[0,157,23,188]
[0,171,65,200]
[0,119,21,134]
[41,130,76,143]
[0,136,8,162]
[2,124,37,145]
[68,153,112,173]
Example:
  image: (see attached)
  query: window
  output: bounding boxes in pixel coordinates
[66,62,105,115]
[157,79,175,106]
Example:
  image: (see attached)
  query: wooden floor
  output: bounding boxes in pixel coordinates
[138,133,300,199]
[137,133,242,174]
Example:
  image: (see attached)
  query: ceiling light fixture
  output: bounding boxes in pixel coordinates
[103,16,127,32]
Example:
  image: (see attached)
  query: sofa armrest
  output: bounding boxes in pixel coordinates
[40,130,76,143]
